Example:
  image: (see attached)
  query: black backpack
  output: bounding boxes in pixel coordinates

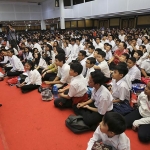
[65,115,90,133]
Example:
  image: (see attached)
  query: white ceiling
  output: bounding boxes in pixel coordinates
[0,0,46,3]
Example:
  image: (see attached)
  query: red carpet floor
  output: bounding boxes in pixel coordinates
[0,77,150,150]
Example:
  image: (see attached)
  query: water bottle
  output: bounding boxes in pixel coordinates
[53,85,58,99]
[17,76,21,85]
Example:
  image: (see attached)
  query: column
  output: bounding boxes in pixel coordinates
[59,0,65,29]
[41,20,46,30]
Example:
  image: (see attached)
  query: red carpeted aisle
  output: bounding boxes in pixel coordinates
[0,78,150,150]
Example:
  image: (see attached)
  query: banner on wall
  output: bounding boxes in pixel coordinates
[55,0,59,7]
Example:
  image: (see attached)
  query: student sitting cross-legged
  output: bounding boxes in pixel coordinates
[54,62,88,108]
[44,53,71,89]
[74,70,113,130]
[6,49,24,77]
[87,112,130,150]
[17,60,42,93]
[111,63,132,115]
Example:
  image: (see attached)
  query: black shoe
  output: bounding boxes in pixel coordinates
[0,104,2,107]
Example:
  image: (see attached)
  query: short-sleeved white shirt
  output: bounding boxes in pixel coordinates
[91,85,113,115]
[57,63,71,84]
[98,60,110,78]
[68,74,87,97]
[141,59,150,74]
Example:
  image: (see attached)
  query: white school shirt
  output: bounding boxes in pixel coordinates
[85,67,95,85]
[68,74,87,97]
[80,57,87,76]
[137,92,150,118]
[137,38,142,46]
[63,46,71,57]
[133,117,150,127]
[57,63,71,84]
[119,34,126,42]
[111,78,130,101]
[101,39,109,44]
[136,52,149,67]
[33,43,42,53]
[0,56,9,63]
[141,59,150,74]
[38,58,47,69]
[93,40,104,50]
[108,40,116,52]
[91,85,113,115]
[69,44,79,60]
[23,52,33,61]
[77,43,84,51]
[87,126,130,150]
[10,55,24,72]
[105,51,112,61]
[128,65,141,81]
[25,69,42,85]
[98,60,110,78]
[143,43,150,53]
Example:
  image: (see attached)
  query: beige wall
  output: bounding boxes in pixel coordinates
[94,20,99,27]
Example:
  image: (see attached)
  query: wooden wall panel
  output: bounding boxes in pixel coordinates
[110,18,119,26]
[137,15,150,25]
[78,20,85,27]
[85,19,93,27]
[94,20,98,27]
[65,21,70,28]
[71,21,77,28]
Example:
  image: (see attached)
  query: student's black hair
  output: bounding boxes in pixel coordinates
[87,57,96,64]
[103,112,126,135]
[90,70,105,85]
[97,50,106,58]
[71,38,76,42]
[122,53,129,60]
[56,47,65,55]
[109,35,114,40]
[95,48,102,53]
[79,50,87,57]
[26,60,34,70]
[33,39,38,43]
[139,45,146,49]
[128,57,136,63]
[132,38,137,41]
[114,63,128,77]
[7,49,14,54]
[89,45,95,50]
[55,53,66,63]
[136,50,143,57]
[121,41,127,49]
[96,36,101,40]
[34,52,41,65]
[116,39,121,43]
[70,62,83,75]
[104,43,109,46]
[76,38,80,41]
[107,44,112,49]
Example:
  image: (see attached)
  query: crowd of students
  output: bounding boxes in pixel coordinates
[0,27,150,149]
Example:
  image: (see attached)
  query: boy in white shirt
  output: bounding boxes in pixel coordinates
[140,53,150,78]
[105,44,113,61]
[85,57,96,85]
[94,50,111,83]
[54,63,88,108]
[87,112,130,150]
[45,54,71,88]
[127,57,141,83]
[6,49,24,77]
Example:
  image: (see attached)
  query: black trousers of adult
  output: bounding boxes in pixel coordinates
[7,71,23,77]
[4,66,13,72]
[124,109,142,128]
[20,84,40,93]
[42,72,57,81]
[73,102,103,130]
[138,124,150,143]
